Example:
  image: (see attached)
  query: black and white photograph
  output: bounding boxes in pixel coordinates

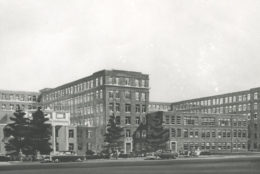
[0,0,260,173]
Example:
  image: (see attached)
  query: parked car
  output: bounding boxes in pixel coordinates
[51,151,84,163]
[144,152,159,160]
[156,150,178,159]
[40,156,52,163]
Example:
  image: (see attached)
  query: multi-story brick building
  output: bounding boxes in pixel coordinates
[40,70,150,154]
[134,111,248,154]
[0,90,39,155]
[171,87,260,151]
[0,90,39,122]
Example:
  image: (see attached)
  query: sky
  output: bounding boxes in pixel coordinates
[0,0,260,102]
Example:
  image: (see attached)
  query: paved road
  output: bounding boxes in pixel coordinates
[1,156,260,174]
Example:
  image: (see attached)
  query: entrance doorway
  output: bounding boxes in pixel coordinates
[126,143,131,154]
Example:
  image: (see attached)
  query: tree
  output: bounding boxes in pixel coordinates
[29,107,52,157]
[103,115,124,157]
[3,106,32,157]
[133,113,169,153]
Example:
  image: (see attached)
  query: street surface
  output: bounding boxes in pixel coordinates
[0,156,260,174]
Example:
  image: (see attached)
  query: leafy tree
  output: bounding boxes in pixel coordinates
[3,106,32,156]
[145,128,169,152]
[29,107,52,156]
[103,115,124,156]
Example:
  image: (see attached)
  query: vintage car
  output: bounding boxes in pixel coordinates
[50,151,85,163]
[156,150,178,159]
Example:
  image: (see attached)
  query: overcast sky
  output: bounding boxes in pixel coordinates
[0,0,260,102]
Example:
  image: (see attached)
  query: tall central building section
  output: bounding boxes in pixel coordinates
[40,70,149,154]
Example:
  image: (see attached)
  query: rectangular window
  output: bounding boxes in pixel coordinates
[212,131,216,138]
[116,103,120,112]
[115,77,120,85]
[195,130,199,138]
[108,91,113,98]
[100,77,103,85]
[116,116,121,125]
[135,104,140,113]
[238,130,242,137]
[171,115,175,124]
[109,103,114,112]
[227,130,231,137]
[201,131,205,138]
[87,130,93,138]
[125,91,131,99]
[69,143,74,151]
[242,130,246,138]
[135,117,140,124]
[190,131,194,138]
[254,92,258,100]
[141,80,145,87]
[108,77,112,84]
[247,94,251,101]
[171,128,176,137]
[69,130,74,138]
[115,91,120,99]
[135,92,140,101]
[165,115,170,124]
[126,129,131,137]
[184,143,188,150]
[135,79,139,87]
[125,78,129,86]
[141,93,145,101]
[100,90,103,99]
[233,130,237,137]
[184,129,188,138]
[206,131,210,138]
[177,128,181,137]
[239,95,242,102]
[96,78,99,87]
[141,105,146,113]
[223,130,226,138]
[177,116,181,125]
[125,104,131,112]
[125,116,131,124]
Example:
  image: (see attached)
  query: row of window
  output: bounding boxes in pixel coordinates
[115,116,145,125]
[78,142,93,151]
[107,76,148,88]
[77,130,93,138]
[109,103,146,113]
[182,142,247,151]
[108,91,146,101]
[0,93,37,102]
[171,128,247,138]
[165,115,247,127]
[177,103,258,113]
[177,92,258,110]
[1,104,36,111]
[43,77,103,102]
[55,142,74,151]
[148,104,171,111]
